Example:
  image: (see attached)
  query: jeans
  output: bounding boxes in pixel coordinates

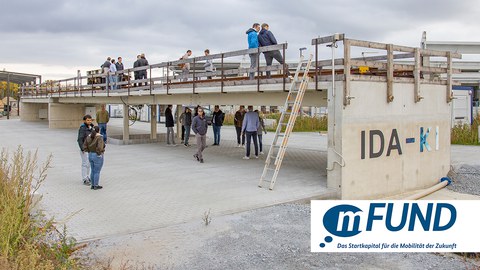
[245,131,259,157]
[264,50,285,78]
[80,150,90,181]
[109,75,117,91]
[196,133,206,160]
[98,123,107,143]
[182,69,189,82]
[140,72,148,86]
[184,125,191,145]
[258,134,263,152]
[235,126,245,145]
[213,125,221,145]
[117,75,122,89]
[249,53,258,80]
[167,127,175,144]
[88,152,104,187]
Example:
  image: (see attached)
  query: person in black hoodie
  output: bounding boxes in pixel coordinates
[212,105,225,146]
[77,114,94,186]
[257,23,290,78]
[165,105,176,146]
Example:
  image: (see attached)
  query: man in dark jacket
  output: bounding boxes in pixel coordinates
[212,105,225,146]
[115,57,124,89]
[234,105,245,147]
[138,53,149,86]
[192,107,208,163]
[258,23,289,78]
[133,55,140,87]
[165,105,176,145]
[182,107,193,147]
[101,57,111,89]
[77,114,94,185]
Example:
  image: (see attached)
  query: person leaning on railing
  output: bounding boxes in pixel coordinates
[258,23,290,78]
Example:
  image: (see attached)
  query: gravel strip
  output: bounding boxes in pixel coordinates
[448,165,480,196]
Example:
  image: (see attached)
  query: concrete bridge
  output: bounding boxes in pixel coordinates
[18,34,462,199]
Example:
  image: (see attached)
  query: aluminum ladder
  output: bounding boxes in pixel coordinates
[259,54,313,190]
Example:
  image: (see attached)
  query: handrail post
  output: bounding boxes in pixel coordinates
[149,66,153,95]
[257,47,260,92]
[127,69,131,94]
[221,53,224,93]
[107,73,110,97]
[283,43,286,92]
[193,58,196,94]
[166,63,170,95]
[315,39,318,91]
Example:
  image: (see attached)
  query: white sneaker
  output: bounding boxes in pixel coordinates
[243,156,250,160]
[255,156,259,159]
[260,151,264,155]
[237,144,242,148]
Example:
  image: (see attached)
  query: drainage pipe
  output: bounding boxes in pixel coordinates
[404,177,452,200]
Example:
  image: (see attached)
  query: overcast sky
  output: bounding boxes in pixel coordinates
[1,0,479,80]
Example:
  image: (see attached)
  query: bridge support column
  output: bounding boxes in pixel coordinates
[123,104,130,144]
[176,104,182,139]
[150,105,157,140]
[19,102,48,122]
[48,102,85,129]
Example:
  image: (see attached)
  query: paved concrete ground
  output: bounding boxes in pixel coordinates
[0,118,333,241]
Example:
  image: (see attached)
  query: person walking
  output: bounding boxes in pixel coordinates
[183,107,192,147]
[165,105,176,146]
[83,126,105,190]
[246,23,260,80]
[258,23,290,78]
[234,105,246,147]
[203,49,215,79]
[192,107,208,163]
[115,57,124,89]
[96,104,109,143]
[212,105,225,146]
[133,55,140,87]
[77,114,94,186]
[255,109,267,154]
[181,50,192,82]
[138,53,149,86]
[241,106,260,159]
[109,59,117,91]
[179,108,186,144]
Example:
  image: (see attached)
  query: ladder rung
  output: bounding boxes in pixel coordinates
[277,134,285,137]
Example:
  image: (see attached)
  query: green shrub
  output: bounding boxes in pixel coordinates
[0,147,79,270]
[451,116,480,145]
[223,112,328,132]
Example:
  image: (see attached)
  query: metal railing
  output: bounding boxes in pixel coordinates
[20,43,290,98]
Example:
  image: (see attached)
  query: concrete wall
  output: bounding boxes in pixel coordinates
[328,81,451,199]
[19,102,48,122]
[48,102,86,129]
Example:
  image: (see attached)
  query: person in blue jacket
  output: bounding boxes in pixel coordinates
[246,23,261,80]
[258,23,290,78]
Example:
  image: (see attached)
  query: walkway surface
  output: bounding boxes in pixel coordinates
[0,118,332,241]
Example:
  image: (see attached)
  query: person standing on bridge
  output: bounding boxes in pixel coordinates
[115,57,124,89]
[203,49,215,79]
[96,104,109,143]
[212,105,224,146]
[258,23,290,78]
[234,105,246,147]
[181,50,192,82]
[133,55,140,87]
[109,59,117,91]
[138,53,149,86]
[165,105,176,146]
[77,114,94,186]
[101,57,111,90]
[246,23,260,80]
[192,107,208,163]
[241,106,260,159]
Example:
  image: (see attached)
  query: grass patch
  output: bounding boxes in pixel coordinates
[223,113,328,132]
[451,115,480,145]
[0,146,79,270]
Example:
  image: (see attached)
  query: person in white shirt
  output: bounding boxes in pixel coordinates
[109,59,117,91]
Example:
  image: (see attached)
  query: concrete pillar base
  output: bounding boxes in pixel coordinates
[48,103,85,129]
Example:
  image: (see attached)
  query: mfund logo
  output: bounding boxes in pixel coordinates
[319,203,456,248]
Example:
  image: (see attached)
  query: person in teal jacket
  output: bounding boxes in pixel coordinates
[246,23,260,80]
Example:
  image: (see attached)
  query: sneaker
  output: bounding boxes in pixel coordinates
[193,154,199,161]
[237,144,241,148]
[92,185,103,190]
[260,151,264,155]
[212,143,217,146]
[243,156,250,160]
[83,179,91,186]
[184,144,188,147]
[255,156,259,159]
[200,159,204,163]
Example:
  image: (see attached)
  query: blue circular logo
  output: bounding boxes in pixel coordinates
[323,204,363,237]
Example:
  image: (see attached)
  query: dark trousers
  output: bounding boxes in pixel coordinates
[235,126,245,145]
[246,131,258,157]
[181,125,185,141]
[264,50,285,78]
[258,134,263,152]
[139,72,148,86]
